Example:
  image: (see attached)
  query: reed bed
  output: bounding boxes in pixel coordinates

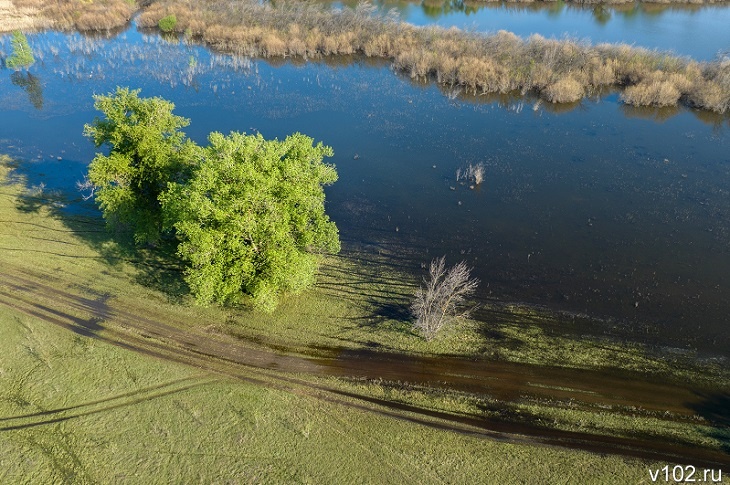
[6,0,134,32]
[137,0,730,113]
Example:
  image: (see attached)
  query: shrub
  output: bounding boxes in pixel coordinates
[541,76,584,103]
[5,31,35,70]
[411,257,479,341]
[158,14,178,33]
[621,80,681,107]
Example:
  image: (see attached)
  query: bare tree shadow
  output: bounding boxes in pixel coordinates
[689,392,730,454]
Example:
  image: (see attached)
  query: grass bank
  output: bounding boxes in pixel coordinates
[137,0,730,113]
[0,157,698,481]
[1,305,677,483]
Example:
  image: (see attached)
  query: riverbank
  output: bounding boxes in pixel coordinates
[133,0,729,113]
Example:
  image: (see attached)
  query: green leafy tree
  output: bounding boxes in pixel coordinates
[83,87,199,244]
[161,131,340,311]
[5,30,35,70]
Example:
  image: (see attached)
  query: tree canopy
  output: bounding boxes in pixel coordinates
[84,87,199,244]
[5,31,35,70]
[84,88,339,311]
[161,131,339,312]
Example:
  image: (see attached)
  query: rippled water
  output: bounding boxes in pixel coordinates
[1,26,729,355]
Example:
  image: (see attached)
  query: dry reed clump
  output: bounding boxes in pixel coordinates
[11,0,134,31]
[541,76,584,103]
[136,0,730,113]
[621,79,681,107]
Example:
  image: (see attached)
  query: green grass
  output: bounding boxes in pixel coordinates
[0,305,673,484]
[1,156,728,480]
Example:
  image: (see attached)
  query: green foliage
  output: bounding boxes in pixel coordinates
[161,131,340,311]
[158,15,178,33]
[83,88,340,310]
[5,30,35,70]
[84,87,199,244]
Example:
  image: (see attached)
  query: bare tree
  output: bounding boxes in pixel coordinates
[411,256,479,340]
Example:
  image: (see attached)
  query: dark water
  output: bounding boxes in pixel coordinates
[322,0,730,60]
[1,27,729,356]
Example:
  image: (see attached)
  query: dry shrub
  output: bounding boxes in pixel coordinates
[589,58,617,86]
[363,33,391,57]
[435,56,458,84]
[260,32,286,57]
[687,81,729,113]
[394,49,433,79]
[288,35,308,57]
[333,32,356,55]
[541,76,584,103]
[411,256,479,341]
[621,79,681,107]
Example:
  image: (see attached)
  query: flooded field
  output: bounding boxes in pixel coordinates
[1,25,729,356]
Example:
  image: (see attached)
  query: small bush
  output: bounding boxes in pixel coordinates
[621,80,681,107]
[158,14,178,33]
[5,31,35,70]
[541,76,584,103]
[411,257,479,341]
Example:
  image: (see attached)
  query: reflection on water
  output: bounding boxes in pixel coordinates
[10,72,43,110]
[317,0,730,59]
[0,26,729,357]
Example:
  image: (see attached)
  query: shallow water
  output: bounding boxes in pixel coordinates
[1,27,729,355]
[322,0,730,60]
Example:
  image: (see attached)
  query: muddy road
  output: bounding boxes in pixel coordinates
[1,268,728,468]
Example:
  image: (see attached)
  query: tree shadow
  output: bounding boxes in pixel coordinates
[688,392,730,454]
[3,159,190,304]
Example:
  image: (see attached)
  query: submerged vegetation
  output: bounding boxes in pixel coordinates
[137,0,730,113]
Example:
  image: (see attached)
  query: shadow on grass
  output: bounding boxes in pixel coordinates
[4,160,190,304]
[0,377,210,432]
[689,392,730,454]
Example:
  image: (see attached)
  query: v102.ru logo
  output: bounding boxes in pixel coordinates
[649,466,722,483]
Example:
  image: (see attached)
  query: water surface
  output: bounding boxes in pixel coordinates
[1,27,729,356]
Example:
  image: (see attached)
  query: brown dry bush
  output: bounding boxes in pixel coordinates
[541,76,584,103]
[621,79,681,107]
[15,0,135,31]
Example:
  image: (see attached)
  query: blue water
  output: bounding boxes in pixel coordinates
[1,27,729,354]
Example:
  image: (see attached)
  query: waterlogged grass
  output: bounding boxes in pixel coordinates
[0,156,727,387]
[318,373,730,455]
